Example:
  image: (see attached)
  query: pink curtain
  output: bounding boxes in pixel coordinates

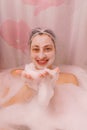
[0,0,87,70]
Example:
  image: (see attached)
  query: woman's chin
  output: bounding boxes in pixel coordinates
[35,62,48,70]
[36,65,46,70]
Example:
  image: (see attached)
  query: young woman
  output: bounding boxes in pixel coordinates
[0,28,87,130]
[0,28,79,107]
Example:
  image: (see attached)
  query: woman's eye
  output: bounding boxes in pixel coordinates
[32,48,39,52]
[45,48,52,51]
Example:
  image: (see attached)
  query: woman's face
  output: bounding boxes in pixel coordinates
[30,34,56,69]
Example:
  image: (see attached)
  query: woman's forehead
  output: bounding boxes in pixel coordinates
[31,34,54,47]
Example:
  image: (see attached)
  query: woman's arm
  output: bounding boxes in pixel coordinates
[1,69,36,107]
[57,72,79,86]
[2,85,36,107]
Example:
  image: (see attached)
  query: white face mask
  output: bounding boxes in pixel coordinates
[30,34,56,69]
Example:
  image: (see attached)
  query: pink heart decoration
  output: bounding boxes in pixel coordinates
[22,0,65,15]
[0,20,31,53]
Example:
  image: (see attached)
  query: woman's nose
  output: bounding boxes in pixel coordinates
[38,51,46,59]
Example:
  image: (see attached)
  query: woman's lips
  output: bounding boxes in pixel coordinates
[36,60,48,65]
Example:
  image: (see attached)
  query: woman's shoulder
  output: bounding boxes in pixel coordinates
[10,69,24,76]
[57,72,79,86]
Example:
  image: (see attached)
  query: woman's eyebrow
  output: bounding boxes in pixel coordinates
[44,45,53,47]
[32,45,39,48]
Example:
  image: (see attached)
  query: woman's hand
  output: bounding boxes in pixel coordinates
[37,67,60,87]
[39,67,59,79]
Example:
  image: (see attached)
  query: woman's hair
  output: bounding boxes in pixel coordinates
[29,27,56,46]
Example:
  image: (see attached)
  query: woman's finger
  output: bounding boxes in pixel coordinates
[24,73,33,80]
[39,71,52,78]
